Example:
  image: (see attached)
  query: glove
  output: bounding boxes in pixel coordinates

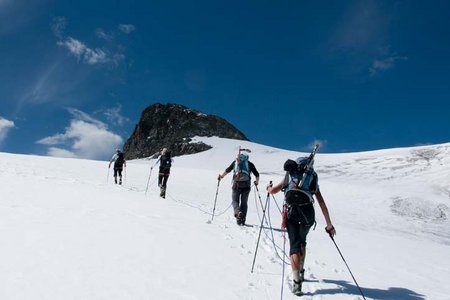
[254,180,259,186]
[218,174,222,181]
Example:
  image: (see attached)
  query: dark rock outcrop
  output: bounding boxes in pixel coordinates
[123,103,248,159]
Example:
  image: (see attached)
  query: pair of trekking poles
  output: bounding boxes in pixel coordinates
[210,174,367,299]
[246,182,367,300]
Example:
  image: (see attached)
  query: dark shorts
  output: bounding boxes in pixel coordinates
[286,218,311,256]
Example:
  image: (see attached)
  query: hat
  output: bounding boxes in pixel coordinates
[162,148,168,154]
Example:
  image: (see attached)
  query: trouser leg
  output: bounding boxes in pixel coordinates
[239,189,250,217]
[162,174,169,188]
[231,189,240,216]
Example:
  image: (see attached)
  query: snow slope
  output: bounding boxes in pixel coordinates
[1,137,449,300]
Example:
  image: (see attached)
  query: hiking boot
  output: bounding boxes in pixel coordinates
[119,179,122,185]
[236,211,245,226]
[292,280,303,296]
[114,177,117,184]
[300,269,305,282]
[160,187,166,198]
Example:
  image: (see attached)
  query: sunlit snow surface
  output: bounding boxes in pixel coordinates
[1,137,449,299]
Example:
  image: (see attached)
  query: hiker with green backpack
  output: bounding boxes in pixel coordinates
[266,155,335,296]
[218,149,260,225]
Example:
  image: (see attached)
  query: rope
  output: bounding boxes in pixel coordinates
[253,186,290,264]
[165,191,233,217]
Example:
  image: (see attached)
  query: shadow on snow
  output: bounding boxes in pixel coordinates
[304,279,425,300]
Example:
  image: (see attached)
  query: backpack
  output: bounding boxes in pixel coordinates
[283,158,318,227]
[233,154,251,189]
[159,153,172,172]
[115,152,125,167]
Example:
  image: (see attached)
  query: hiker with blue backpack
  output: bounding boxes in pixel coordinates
[266,154,335,296]
[218,149,260,225]
[108,149,126,185]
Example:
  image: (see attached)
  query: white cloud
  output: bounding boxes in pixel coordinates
[370,55,407,76]
[0,117,15,145]
[118,24,136,34]
[103,105,128,126]
[36,109,123,160]
[47,147,77,158]
[57,37,124,66]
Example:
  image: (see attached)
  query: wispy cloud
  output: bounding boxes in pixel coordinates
[331,0,387,54]
[0,117,15,145]
[95,28,114,41]
[52,18,125,67]
[118,24,136,34]
[36,108,123,160]
[16,59,66,109]
[102,104,129,126]
[369,55,408,76]
[57,37,122,66]
[51,16,66,39]
[328,1,408,77]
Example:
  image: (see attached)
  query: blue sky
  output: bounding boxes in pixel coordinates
[0,0,449,159]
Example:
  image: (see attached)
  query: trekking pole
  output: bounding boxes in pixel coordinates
[251,181,272,273]
[328,234,367,300]
[210,178,221,222]
[254,183,270,227]
[280,228,287,300]
[124,167,127,186]
[145,167,154,195]
[253,182,265,212]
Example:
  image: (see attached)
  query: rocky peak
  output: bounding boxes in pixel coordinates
[123,103,248,159]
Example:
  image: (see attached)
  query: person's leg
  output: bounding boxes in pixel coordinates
[231,188,240,217]
[162,174,169,189]
[290,245,306,281]
[118,169,123,184]
[158,173,163,187]
[113,168,118,184]
[239,189,250,224]
[286,220,307,295]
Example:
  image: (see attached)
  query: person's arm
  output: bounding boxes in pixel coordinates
[108,154,117,168]
[315,189,336,237]
[266,172,289,194]
[249,162,260,185]
[266,180,283,194]
[218,161,235,180]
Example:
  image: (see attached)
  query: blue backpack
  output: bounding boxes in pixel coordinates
[233,154,251,188]
[283,157,318,195]
[283,157,318,227]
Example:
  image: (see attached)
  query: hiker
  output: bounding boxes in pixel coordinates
[218,151,260,225]
[108,149,126,185]
[266,156,336,296]
[157,148,173,198]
